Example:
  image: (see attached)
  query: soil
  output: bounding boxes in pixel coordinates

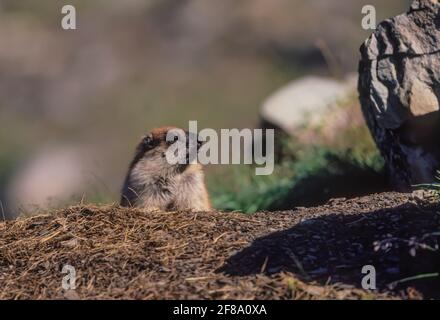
[0,191,439,300]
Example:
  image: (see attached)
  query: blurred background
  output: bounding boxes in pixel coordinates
[0,0,408,218]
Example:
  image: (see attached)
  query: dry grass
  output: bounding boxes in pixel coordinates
[0,192,438,300]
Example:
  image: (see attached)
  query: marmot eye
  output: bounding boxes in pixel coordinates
[169,135,179,144]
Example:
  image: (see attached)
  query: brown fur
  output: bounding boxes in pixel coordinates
[121,127,211,212]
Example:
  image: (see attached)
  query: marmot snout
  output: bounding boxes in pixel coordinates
[121,127,211,212]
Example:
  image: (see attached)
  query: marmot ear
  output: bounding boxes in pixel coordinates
[142,134,154,147]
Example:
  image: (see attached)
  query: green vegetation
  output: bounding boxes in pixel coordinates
[210,142,386,213]
[209,101,387,213]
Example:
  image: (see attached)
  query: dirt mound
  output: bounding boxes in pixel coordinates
[0,192,439,300]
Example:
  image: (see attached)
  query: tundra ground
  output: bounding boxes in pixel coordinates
[0,192,439,300]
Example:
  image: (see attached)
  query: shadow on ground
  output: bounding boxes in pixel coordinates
[219,202,440,298]
[268,149,392,211]
[279,166,390,209]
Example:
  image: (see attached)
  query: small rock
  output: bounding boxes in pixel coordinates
[261,75,356,135]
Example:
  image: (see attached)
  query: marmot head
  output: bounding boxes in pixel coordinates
[130,126,203,176]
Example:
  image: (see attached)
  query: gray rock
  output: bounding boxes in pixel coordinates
[359,0,440,190]
[261,75,356,135]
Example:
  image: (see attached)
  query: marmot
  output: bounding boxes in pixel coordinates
[120,127,211,212]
